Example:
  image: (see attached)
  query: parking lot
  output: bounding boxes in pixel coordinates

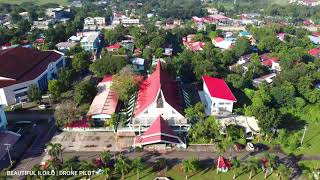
[51,131,134,152]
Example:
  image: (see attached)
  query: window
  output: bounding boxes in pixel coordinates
[144,110,148,114]
[218,102,225,105]
[156,93,164,108]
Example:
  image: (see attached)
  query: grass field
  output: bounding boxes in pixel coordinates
[92,165,279,180]
[0,0,69,5]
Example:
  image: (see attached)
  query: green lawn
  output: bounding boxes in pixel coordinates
[299,160,320,169]
[93,165,279,180]
[0,0,69,5]
[282,123,320,156]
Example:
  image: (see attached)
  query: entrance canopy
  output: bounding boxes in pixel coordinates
[133,116,185,147]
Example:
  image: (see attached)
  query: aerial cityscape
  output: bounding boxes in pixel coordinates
[0,0,320,179]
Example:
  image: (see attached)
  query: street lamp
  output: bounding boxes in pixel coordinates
[4,143,13,166]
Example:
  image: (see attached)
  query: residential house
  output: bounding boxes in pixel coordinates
[80,32,100,52]
[106,43,121,52]
[129,61,189,130]
[46,7,71,21]
[121,18,140,26]
[32,19,54,30]
[277,33,286,42]
[56,42,77,52]
[238,31,252,38]
[84,17,97,31]
[212,37,235,50]
[290,0,320,6]
[229,54,252,71]
[309,48,320,58]
[308,35,320,44]
[253,73,277,87]
[260,54,281,71]
[199,76,237,116]
[164,48,173,56]
[207,7,219,14]
[0,47,65,106]
[94,17,106,26]
[0,105,7,130]
[131,57,145,71]
[87,75,118,124]
[19,12,29,20]
[70,0,82,7]
[183,34,206,51]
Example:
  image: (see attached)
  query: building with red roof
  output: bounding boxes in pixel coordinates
[130,60,188,129]
[0,47,64,106]
[106,42,121,52]
[183,35,205,52]
[200,76,237,116]
[87,75,119,123]
[309,48,320,57]
[217,156,231,172]
[133,116,185,148]
[259,54,281,71]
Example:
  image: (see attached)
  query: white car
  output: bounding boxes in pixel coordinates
[38,104,47,109]
[246,142,255,151]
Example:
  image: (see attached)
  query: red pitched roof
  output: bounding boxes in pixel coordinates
[0,47,62,86]
[0,79,16,88]
[134,116,182,145]
[133,61,182,116]
[214,37,224,43]
[106,42,121,50]
[202,76,237,102]
[312,32,320,37]
[309,48,320,56]
[217,156,231,169]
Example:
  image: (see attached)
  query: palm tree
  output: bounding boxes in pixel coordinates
[231,157,241,179]
[182,158,199,179]
[101,167,112,180]
[242,158,260,179]
[80,160,96,178]
[264,154,277,178]
[276,164,292,180]
[100,151,112,166]
[155,158,167,173]
[115,155,131,180]
[62,156,80,171]
[46,143,63,161]
[132,157,145,180]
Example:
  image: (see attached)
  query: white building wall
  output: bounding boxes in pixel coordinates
[203,82,234,114]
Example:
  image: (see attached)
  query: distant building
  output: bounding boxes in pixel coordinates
[308,35,320,44]
[253,73,277,86]
[56,42,77,52]
[183,34,205,51]
[80,32,100,52]
[130,57,145,71]
[94,17,106,26]
[200,76,237,116]
[32,19,54,30]
[260,54,281,71]
[212,37,235,50]
[309,48,320,57]
[106,42,121,52]
[0,47,65,106]
[46,7,71,21]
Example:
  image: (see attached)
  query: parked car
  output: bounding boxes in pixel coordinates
[38,104,48,109]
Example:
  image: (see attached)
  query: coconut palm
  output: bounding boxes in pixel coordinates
[131,157,145,180]
[46,143,63,161]
[242,158,260,179]
[101,167,112,180]
[115,155,131,180]
[100,151,112,166]
[231,157,241,179]
[276,164,292,180]
[155,158,167,173]
[264,153,277,178]
[182,158,199,179]
[62,156,80,171]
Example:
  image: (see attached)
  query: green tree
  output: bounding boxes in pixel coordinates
[100,151,112,166]
[101,167,111,180]
[72,52,91,73]
[54,100,80,128]
[111,69,139,102]
[188,116,219,143]
[231,157,241,179]
[142,48,153,60]
[254,106,281,134]
[57,68,75,91]
[242,158,260,179]
[131,157,144,180]
[90,55,127,77]
[48,80,64,100]
[182,158,199,179]
[115,155,131,180]
[27,84,42,104]
[46,143,63,161]
[150,36,165,50]
[184,102,206,123]
[234,37,251,57]
[80,160,96,178]
[275,164,292,180]
[74,80,97,105]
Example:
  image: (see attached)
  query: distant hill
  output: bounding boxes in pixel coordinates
[0,0,69,5]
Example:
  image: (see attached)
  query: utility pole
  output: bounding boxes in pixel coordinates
[4,144,13,166]
[300,125,308,146]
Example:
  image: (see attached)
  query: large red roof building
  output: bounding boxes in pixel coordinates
[130,60,188,130]
[0,47,64,106]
